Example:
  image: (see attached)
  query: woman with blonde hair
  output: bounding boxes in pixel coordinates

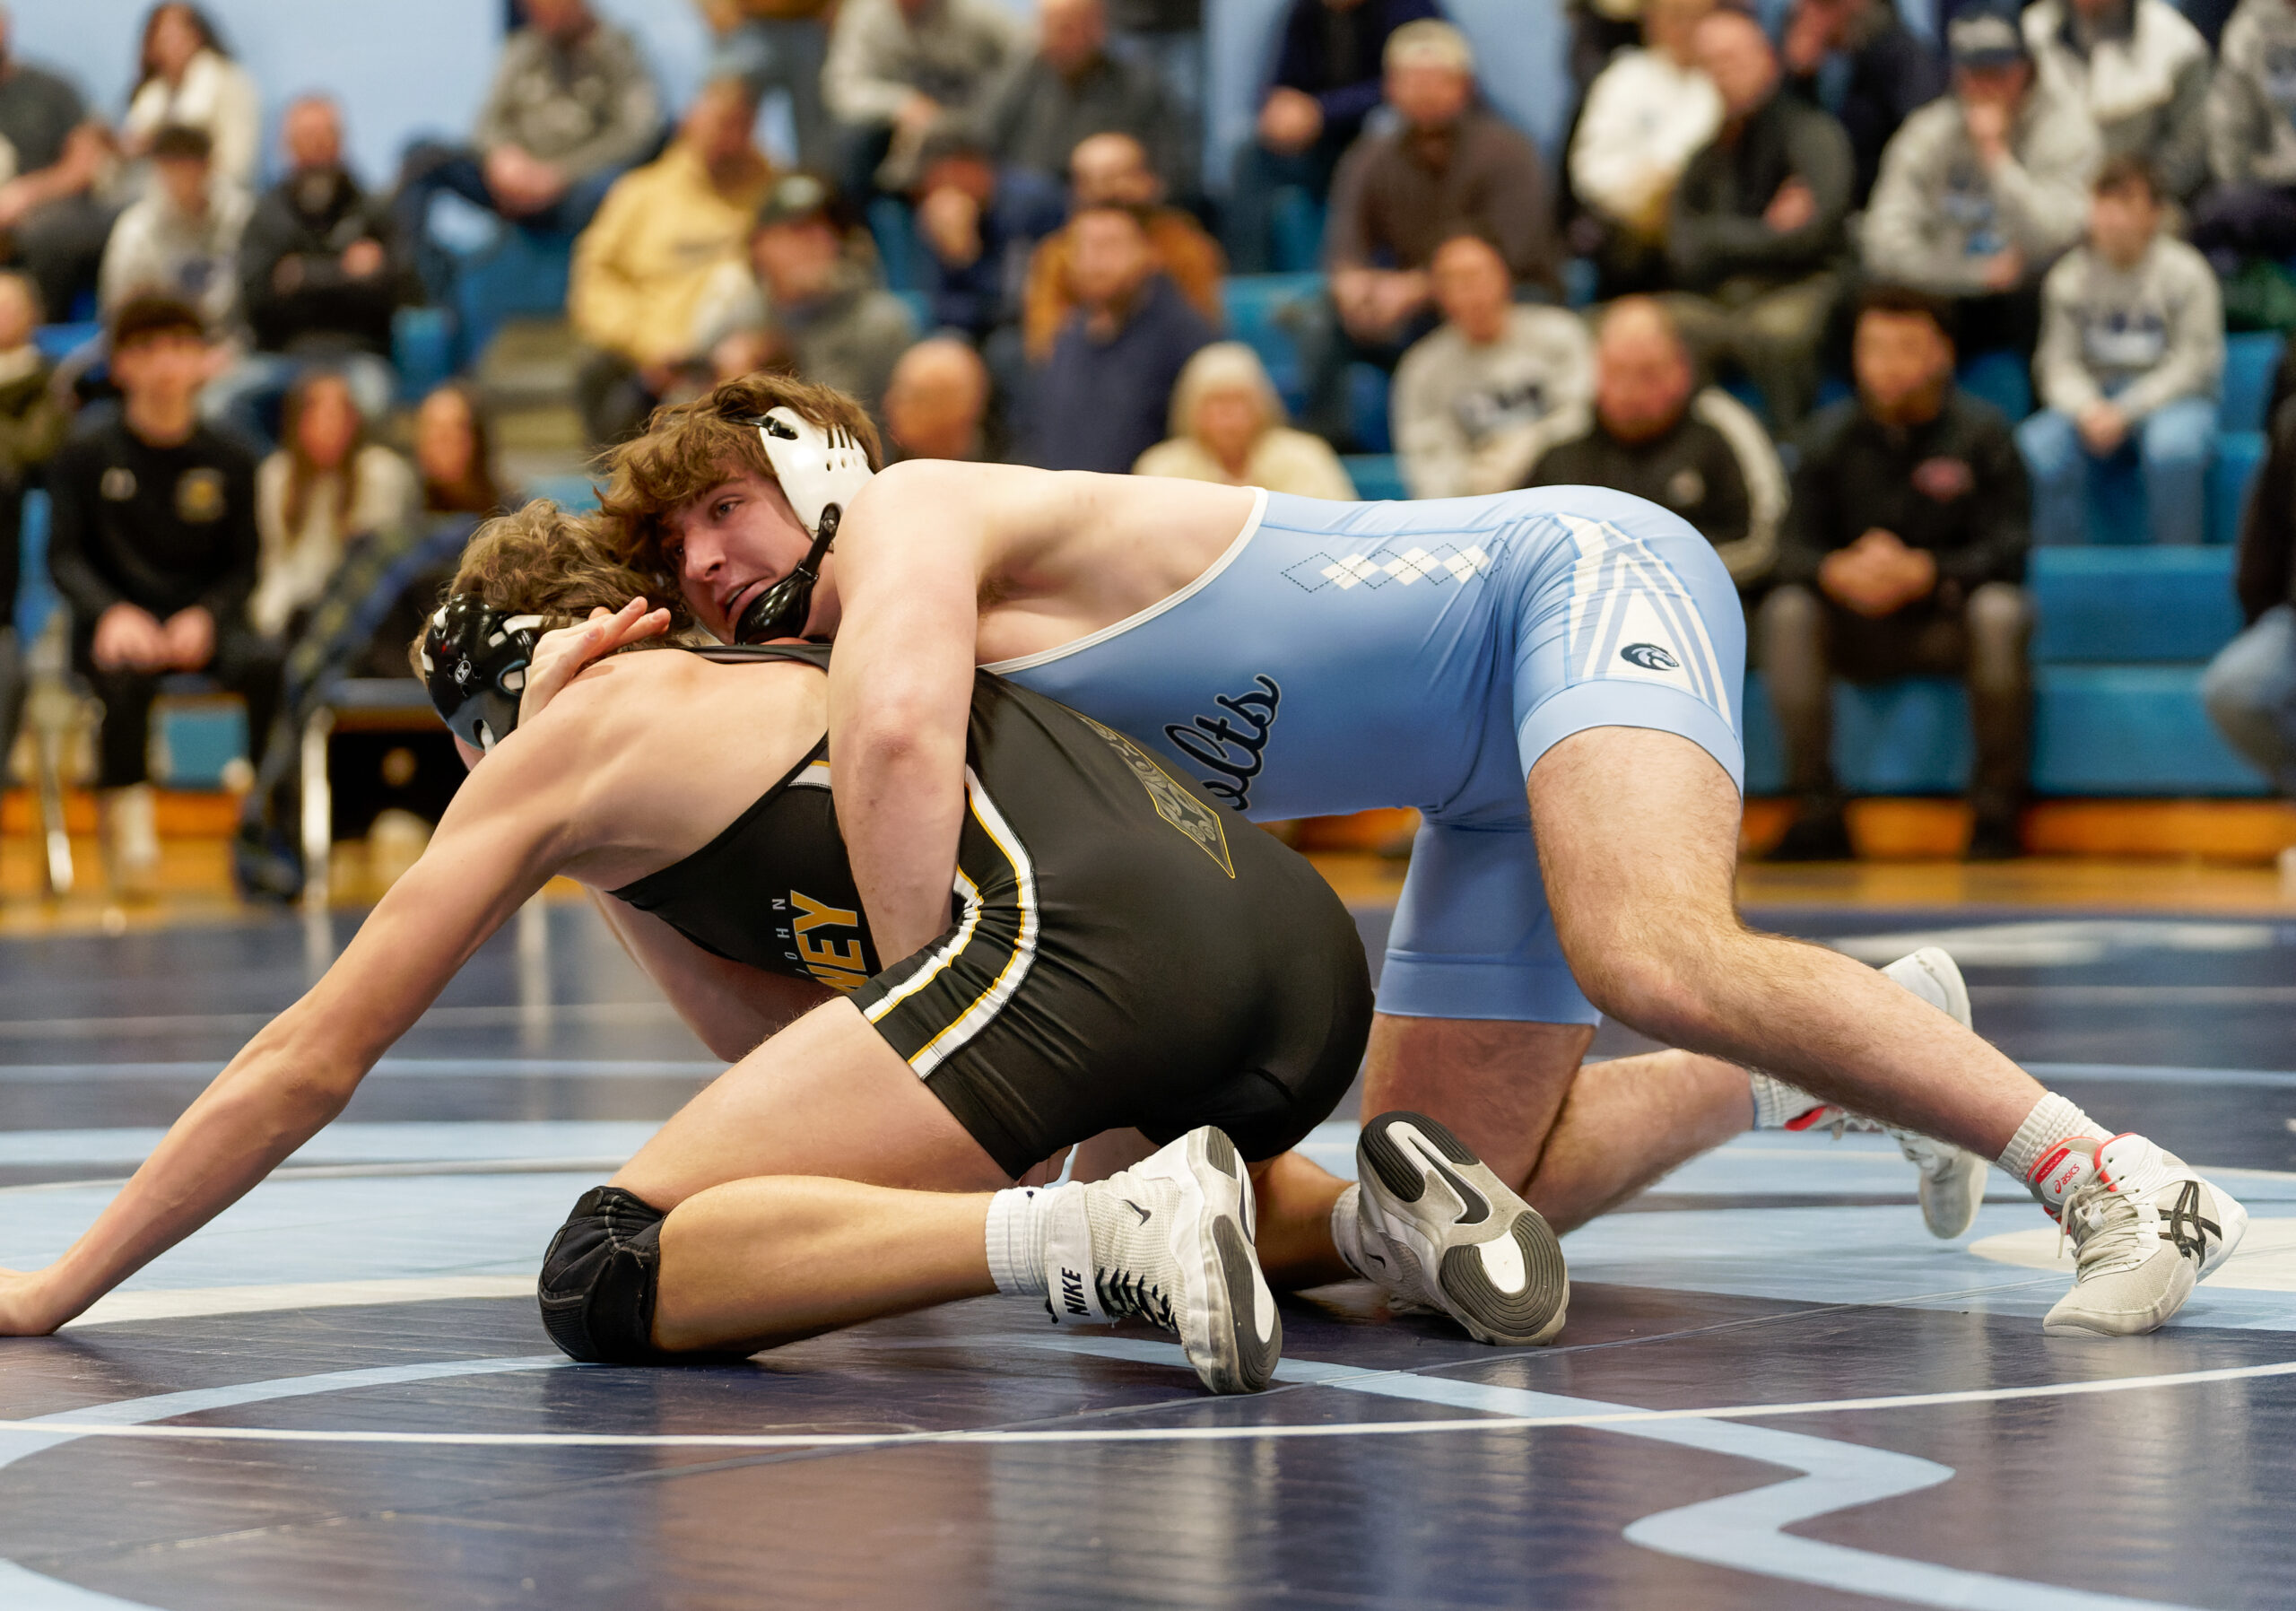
[1133,342,1357,500]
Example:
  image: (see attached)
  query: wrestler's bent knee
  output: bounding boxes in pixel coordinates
[537,1185,674,1364]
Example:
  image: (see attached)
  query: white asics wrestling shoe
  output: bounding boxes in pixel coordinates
[1760,947,1993,1239]
[2039,1133,2249,1337]
[1048,1126,1280,1393]
[1354,1110,1569,1346]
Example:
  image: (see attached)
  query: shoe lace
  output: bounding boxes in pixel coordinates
[2059,1177,2151,1277]
[1094,1266,1175,1331]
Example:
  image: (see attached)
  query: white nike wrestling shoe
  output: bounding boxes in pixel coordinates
[1879,948,1994,1240]
[1761,947,1993,1239]
[2039,1133,2249,1337]
[1354,1110,1569,1346]
[1047,1126,1281,1393]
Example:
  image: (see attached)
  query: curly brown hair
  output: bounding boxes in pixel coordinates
[405,500,699,673]
[597,371,882,569]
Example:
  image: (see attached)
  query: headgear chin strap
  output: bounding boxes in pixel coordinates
[732,407,873,644]
[421,595,546,752]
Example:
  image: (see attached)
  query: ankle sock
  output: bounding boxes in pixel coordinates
[984,1187,1054,1297]
[1997,1093,2109,1198]
[1747,1071,1826,1130]
[1329,1183,1368,1278]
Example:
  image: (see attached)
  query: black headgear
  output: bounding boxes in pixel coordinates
[421,595,544,752]
[728,409,872,644]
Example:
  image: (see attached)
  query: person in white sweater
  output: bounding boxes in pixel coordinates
[1393,233,1594,499]
[118,4,261,194]
[1862,0,2101,354]
[250,370,418,640]
[2016,153,2222,545]
[2023,0,2209,201]
[1568,0,1724,294]
[1133,341,1356,500]
[97,124,250,340]
[2195,0,2296,267]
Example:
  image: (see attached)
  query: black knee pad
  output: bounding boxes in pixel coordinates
[538,1186,671,1364]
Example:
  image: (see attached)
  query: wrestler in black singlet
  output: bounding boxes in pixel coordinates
[609,643,1372,1177]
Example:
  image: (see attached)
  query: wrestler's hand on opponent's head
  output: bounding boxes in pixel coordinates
[520,599,673,728]
[0,1265,71,1337]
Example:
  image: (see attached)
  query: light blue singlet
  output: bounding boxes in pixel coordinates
[987,487,1747,1024]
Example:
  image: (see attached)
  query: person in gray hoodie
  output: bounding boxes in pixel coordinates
[1861,0,2102,355]
[2017,153,2222,545]
[2194,0,2296,267]
[2023,0,2210,201]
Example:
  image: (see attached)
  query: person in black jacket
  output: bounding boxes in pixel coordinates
[1665,7,1854,429]
[1781,0,1944,207]
[47,294,278,896]
[2200,394,2296,801]
[206,95,404,448]
[1760,285,2034,860]
[1222,0,1441,273]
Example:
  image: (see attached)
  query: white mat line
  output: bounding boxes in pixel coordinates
[2,1159,628,1197]
[59,1276,538,1329]
[4,1353,2292,1450]
[0,1003,684,1041]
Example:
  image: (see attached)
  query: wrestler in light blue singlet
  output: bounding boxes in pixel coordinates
[986,487,1747,1025]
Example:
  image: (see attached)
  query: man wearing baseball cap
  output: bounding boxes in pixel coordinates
[1861,0,2100,355]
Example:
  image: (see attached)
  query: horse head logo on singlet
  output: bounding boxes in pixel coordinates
[1164,675,1281,812]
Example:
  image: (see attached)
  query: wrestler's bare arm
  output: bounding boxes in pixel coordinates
[0,708,613,1334]
[825,463,1253,958]
[587,893,831,1062]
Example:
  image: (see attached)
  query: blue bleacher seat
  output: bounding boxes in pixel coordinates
[2030,545,2241,662]
[1268,188,1326,275]
[451,225,576,366]
[2034,665,2268,795]
[891,288,932,335]
[1342,454,1405,501]
[1742,673,1970,795]
[1744,666,2266,797]
[1957,350,2032,422]
[15,488,55,642]
[1560,258,1599,310]
[1719,372,1771,431]
[1345,363,1392,454]
[2208,429,2266,546]
[526,473,602,512]
[1745,544,2260,797]
[33,322,100,363]
[866,196,926,295]
[1221,273,1324,417]
[2220,331,2284,433]
[391,307,456,404]
[154,700,248,788]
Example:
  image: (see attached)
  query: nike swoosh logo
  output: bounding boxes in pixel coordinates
[1125,1198,1152,1224]
[1414,1144,1492,1227]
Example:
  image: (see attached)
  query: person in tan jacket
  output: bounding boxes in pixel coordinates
[1134,341,1357,499]
[570,78,774,446]
[1022,131,1222,362]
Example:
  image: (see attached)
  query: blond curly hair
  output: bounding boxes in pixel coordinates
[406,500,699,673]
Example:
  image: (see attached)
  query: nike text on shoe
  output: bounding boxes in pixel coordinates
[1355,1111,1568,1345]
[1048,1126,1280,1392]
[2041,1133,2250,1337]
[1878,947,1991,1240]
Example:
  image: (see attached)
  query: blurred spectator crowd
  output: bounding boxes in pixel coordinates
[4,0,2296,893]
